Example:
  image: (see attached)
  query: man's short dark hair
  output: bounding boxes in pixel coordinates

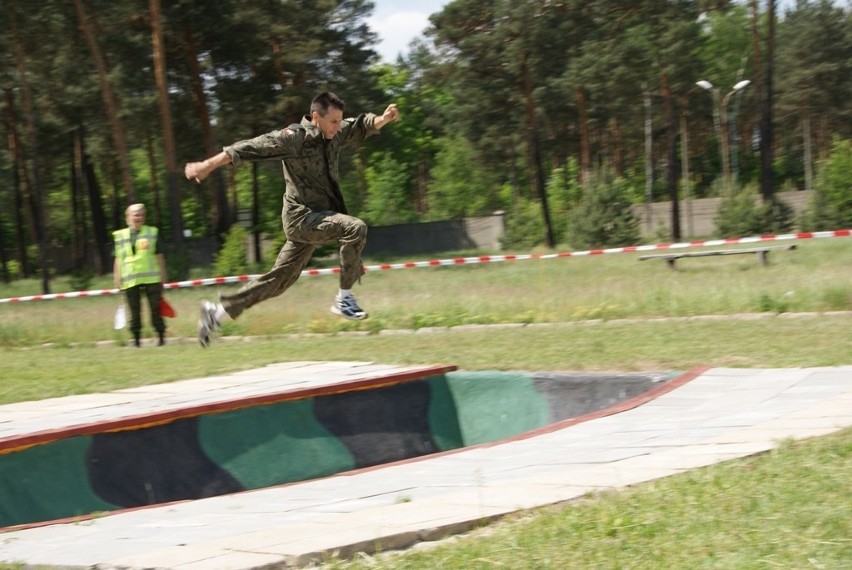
[311,92,345,117]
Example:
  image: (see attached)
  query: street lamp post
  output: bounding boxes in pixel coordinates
[696,79,750,196]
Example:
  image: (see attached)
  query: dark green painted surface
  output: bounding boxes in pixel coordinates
[426,374,465,451]
[0,436,117,527]
[0,370,667,528]
[441,372,550,446]
[198,398,355,488]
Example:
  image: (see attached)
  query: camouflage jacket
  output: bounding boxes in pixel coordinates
[223,114,380,225]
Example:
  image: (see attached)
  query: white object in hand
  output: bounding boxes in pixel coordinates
[114,305,127,330]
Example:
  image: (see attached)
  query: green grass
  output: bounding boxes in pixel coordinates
[1,316,850,405]
[0,237,850,569]
[1,238,850,347]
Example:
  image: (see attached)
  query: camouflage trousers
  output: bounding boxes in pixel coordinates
[220,211,367,319]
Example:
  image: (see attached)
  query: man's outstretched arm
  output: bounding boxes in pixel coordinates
[373,103,400,130]
[185,151,231,184]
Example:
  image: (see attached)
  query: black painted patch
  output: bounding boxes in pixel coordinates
[314,380,439,468]
[533,373,663,422]
[86,417,244,507]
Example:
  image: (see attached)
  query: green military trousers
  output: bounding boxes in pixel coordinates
[220,211,366,319]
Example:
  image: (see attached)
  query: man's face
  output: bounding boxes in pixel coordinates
[127,209,145,230]
[312,107,343,139]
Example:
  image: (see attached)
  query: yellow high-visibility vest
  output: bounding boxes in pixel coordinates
[113,226,161,289]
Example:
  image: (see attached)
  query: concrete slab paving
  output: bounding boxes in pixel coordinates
[0,364,850,569]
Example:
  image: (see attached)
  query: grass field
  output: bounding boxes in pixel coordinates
[1,237,850,348]
[0,236,850,569]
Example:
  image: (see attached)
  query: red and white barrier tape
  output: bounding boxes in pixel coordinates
[1,229,848,304]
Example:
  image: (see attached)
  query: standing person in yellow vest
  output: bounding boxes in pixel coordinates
[113,203,168,347]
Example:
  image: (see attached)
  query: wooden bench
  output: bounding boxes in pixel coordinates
[639,244,797,269]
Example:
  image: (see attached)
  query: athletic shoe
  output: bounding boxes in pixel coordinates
[331,294,368,321]
[198,300,221,348]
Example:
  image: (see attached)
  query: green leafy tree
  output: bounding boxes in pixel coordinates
[799,138,852,231]
[357,61,443,217]
[362,153,417,226]
[429,0,567,244]
[545,159,583,241]
[566,171,641,249]
[214,224,249,277]
[5,0,852,285]
[699,4,752,93]
[426,134,498,220]
[714,184,794,238]
[501,198,548,250]
[776,0,852,190]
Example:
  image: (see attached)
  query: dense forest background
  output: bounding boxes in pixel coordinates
[1,0,850,291]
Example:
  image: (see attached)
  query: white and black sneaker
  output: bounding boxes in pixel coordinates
[331,294,368,321]
[198,300,221,348]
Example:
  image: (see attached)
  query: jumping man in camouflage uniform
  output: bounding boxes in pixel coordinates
[184,92,400,347]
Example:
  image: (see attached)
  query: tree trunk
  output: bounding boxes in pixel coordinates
[10,6,50,293]
[183,22,230,236]
[643,83,654,232]
[759,0,776,203]
[679,99,694,238]
[610,117,624,177]
[506,141,521,206]
[576,86,591,186]
[70,137,87,269]
[0,210,6,282]
[0,119,8,283]
[272,36,290,89]
[150,0,184,246]
[144,126,163,228]
[79,129,111,274]
[109,160,123,229]
[73,0,136,204]
[523,59,555,248]
[660,72,681,241]
[4,87,31,277]
[802,109,813,192]
[416,157,428,215]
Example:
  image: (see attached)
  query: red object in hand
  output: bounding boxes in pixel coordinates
[160,297,176,318]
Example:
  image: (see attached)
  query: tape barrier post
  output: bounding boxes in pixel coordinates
[1,229,849,304]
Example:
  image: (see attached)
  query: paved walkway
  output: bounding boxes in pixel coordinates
[1,364,850,569]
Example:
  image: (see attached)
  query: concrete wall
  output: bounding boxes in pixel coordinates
[632,190,813,239]
[363,213,506,257]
